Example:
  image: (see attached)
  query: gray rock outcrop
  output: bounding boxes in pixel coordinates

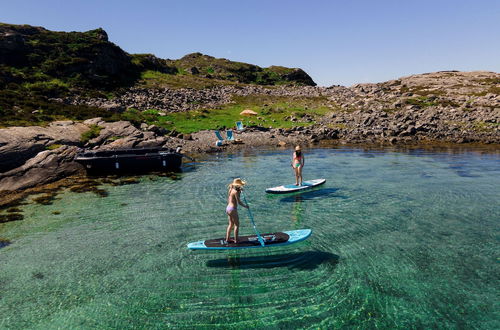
[0,121,88,173]
[0,145,84,191]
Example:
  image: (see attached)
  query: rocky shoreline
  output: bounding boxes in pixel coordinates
[0,71,499,200]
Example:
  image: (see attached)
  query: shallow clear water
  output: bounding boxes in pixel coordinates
[1,146,499,329]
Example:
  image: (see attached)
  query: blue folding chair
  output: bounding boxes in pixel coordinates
[215,130,225,146]
[226,129,235,141]
[236,121,245,132]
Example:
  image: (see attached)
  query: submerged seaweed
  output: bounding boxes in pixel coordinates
[33,193,57,205]
[0,213,24,223]
[0,238,12,248]
[118,178,140,185]
[0,174,170,216]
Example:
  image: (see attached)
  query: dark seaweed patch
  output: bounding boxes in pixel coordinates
[0,213,24,223]
[117,178,140,185]
[33,193,57,205]
[94,189,108,197]
[0,238,12,248]
[32,272,45,279]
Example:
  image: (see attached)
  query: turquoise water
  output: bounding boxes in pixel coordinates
[0,146,499,329]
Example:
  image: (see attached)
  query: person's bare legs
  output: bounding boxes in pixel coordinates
[232,213,239,243]
[226,211,240,243]
[294,167,299,185]
[298,166,303,185]
[225,214,234,243]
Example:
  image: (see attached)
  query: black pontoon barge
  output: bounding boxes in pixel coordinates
[75,147,184,174]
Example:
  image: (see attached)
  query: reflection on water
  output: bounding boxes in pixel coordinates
[0,145,499,328]
[279,187,343,203]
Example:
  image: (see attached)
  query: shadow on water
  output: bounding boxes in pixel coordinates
[206,250,339,270]
[279,188,347,203]
[448,164,480,177]
[455,170,480,178]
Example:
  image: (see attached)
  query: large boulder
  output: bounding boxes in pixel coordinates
[0,146,84,191]
[0,122,88,173]
[87,121,143,146]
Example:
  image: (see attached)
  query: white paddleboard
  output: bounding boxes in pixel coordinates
[265,178,326,194]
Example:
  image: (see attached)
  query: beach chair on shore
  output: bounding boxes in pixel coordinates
[226,129,244,144]
[215,130,225,146]
[236,121,245,132]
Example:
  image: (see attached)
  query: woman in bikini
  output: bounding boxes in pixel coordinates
[225,178,249,244]
[291,145,305,186]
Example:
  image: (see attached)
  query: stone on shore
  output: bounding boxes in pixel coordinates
[0,146,84,191]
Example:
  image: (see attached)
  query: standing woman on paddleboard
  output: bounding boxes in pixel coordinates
[292,145,305,186]
[225,178,249,244]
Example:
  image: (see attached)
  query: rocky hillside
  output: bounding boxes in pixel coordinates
[318,71,500,142]
[0,23,315,90]
[0,22,316,126]
[329,71,499,111]
[0,24,140,90]
[165,52,315,86]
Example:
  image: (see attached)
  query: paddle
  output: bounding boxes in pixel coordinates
[242,193,265,247]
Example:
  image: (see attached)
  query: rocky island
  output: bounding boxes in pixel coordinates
[0,23,499,203]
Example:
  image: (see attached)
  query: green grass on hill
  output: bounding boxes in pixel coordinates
[164,53,316,86]
[139,70,241,89]
[117,95,333,133]
[405,96,459,108]
[0,90,334,130]
[138,70,302,89]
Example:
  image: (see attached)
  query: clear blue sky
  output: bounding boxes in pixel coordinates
[1,0,499,86]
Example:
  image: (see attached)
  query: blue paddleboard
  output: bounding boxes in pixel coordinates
[265,178,326,194]
[187,229,312,250]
